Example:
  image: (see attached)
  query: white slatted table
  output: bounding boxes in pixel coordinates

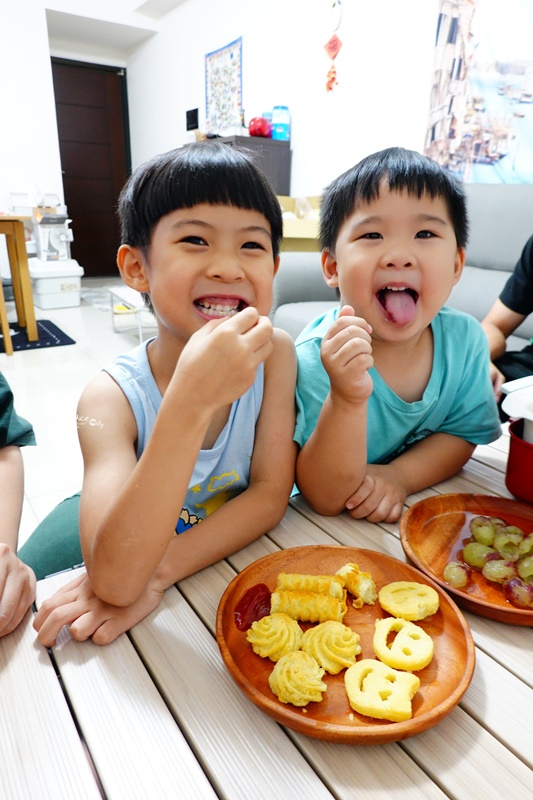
[1,425,532,799]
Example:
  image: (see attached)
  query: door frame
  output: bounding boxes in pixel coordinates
[51,56,132,191]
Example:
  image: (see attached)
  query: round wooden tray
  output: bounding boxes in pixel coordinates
[400,493,533,626]
[216,545,475,744]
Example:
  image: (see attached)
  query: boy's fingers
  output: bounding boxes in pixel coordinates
[328,314,372,339]
[225,312,273,349]
[204,306,261,335]
[338,304,355,317]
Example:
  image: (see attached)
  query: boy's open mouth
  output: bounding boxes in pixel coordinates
[194,296,248,319]
[376,286,419,326]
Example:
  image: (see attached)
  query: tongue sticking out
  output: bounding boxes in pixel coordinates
[379,289,417,326]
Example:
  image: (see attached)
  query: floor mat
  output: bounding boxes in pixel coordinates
[0,320,75,352]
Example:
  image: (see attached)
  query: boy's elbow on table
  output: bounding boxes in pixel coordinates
[295,485,347,517]
[307,499,346,517]
[89,570,145,608]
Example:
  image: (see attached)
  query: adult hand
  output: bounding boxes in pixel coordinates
[320,305,373,406]
[33,570,166,647]
[172,307,274,411]
[489,361,505,402]
[345,464,406,523]
[0,544,36,637]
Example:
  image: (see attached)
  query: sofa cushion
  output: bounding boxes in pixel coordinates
[464,184,533,272]
[448,265,533,343]
[273,301,338,340]
[273,251,337,310]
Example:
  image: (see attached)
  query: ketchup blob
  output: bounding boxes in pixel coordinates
[234,583,271,631]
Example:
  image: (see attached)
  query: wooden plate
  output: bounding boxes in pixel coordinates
[216,545,474,744]
[400,493,533,626]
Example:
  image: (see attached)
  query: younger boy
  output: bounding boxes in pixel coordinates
[31,142,297,646]
[294,147,501,523]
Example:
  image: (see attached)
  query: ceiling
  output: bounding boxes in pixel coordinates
[45,2,186,57]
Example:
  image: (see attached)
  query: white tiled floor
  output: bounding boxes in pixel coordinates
[1,278,157,547]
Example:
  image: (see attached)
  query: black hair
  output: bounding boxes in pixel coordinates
[319,147,468,252]
[118,141,283,258]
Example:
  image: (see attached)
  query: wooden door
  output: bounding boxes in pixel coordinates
[51,59,131,277]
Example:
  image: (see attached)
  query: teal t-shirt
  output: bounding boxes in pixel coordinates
[294,306,501,464]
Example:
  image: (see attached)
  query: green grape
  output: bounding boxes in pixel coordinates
[482,559,517,584]
[469,516,496,546]
[462,515,533,608]
[501,525,525,538]
[443,561,470,588]
[517,554,533,582]
[493,529,523,562]
[462,542,496,570]
[504,578,533,608]
[518,534,533,557]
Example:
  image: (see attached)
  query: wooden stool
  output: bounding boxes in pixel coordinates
[0,216,38,349]
[0,281,13,355]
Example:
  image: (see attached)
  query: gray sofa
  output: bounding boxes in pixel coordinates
[272,183,533,350]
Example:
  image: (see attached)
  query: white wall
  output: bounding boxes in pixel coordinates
[126,0,441,195]
[0,0,440,233]
[0,2,65,273]
[0,3,63,211]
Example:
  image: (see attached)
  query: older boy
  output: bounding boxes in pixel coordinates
[295,147,500,523]
[31,143,297,645]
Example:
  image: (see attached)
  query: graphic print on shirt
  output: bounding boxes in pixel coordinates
[176,508,202,534]
[176,470,241,533]
[386,429,434,463]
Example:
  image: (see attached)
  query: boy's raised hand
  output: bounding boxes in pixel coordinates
[172,307,274,411]
[320,305,373,405]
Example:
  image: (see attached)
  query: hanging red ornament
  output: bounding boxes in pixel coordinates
[324,34,342,92]
[326,64,338,93]
[324,34,342,61]
[323,1,343,92]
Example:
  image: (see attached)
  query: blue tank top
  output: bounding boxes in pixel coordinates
[104,340,264,533]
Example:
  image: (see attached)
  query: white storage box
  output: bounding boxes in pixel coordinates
[29,258,84,309]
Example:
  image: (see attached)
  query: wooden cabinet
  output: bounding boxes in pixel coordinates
[211,136,291,195]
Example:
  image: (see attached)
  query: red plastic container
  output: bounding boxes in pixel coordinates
[248,117,271,137]
[506,419,533,504]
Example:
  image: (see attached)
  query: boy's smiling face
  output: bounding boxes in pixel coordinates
[322,186,465,345]
[121,203,279,339]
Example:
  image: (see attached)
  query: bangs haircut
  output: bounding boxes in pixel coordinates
[320,147,468,252]
[118,141,283,258]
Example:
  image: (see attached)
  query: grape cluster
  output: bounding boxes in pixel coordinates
[443,515,533,609]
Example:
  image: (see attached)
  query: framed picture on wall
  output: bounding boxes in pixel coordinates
[205,37,242,134]
[425,0,533,184]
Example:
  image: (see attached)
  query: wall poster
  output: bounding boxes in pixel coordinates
[425,0,533,183]
[205,37,243,135]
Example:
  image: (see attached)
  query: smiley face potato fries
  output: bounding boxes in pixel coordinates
[373,617,434,671]
[344,660,421,723]
[241,568,437,721]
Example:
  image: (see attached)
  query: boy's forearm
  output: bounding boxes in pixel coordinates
[153,479,293,588]
[0,447,24,552]
[84,397,214,606]
[296,394,367,515]
[385,433,475,497]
